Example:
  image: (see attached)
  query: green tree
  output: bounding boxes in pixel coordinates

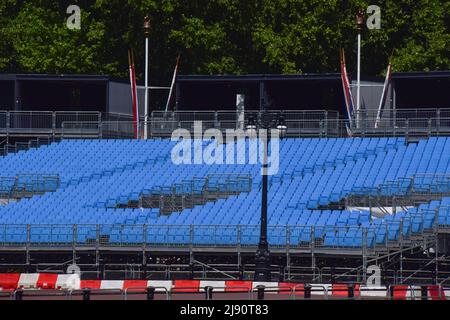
[0,0,448,80]
[4,2,118,74]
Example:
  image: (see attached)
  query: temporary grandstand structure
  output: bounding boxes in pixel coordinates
[0,135,450,284]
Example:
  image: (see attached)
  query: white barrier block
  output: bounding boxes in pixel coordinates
[100,281,124,290]
[444,290,450,299]
[253,282,280,295]
[313,284,332,296]
[407,286,422,300]
[147,280,173,293]
[359,286,387,298]
[56,274,81,290]
[200,281,226,292]
[18,274,40,289]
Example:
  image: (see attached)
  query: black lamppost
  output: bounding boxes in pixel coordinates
[247,112,287,282]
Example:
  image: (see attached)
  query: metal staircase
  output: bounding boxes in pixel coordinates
[118,174,253,215]
[0,174,60,201]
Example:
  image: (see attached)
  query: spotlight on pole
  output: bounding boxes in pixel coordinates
[356,9,365,31]
[144,16,151,38]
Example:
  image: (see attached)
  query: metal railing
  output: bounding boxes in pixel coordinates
[348,174,450,198]
[0,211,447,250]
[344,175,450,211]
[0,174,60,199]
[61,121,137,139]
[2,109,450,138]
[58,117,450,140]
[136,174,252,214]
[355,108,450,121]
[4,284,449,300]
[0,136,54,157]
[152,110,337,122]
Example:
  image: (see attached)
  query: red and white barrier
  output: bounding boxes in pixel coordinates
[0,273,447,300]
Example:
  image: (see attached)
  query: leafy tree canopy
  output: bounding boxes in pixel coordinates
[0,0,448,81]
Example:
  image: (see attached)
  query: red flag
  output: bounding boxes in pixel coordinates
[340,49,356,122]
[128,49,140,139]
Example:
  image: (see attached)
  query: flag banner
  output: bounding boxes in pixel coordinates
[340,48,356,135]
[128,49,140,139]
[340,49,355,122]
[375,62,393,129]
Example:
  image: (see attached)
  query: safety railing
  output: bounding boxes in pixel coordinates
[124,174,253,214]
[0,215,447,250]
[355,108,450,121]
[8,111,54,134]
[54,112,100,130]
[1,111,102,136]
[101,112,136,122]
[437,206,450,229]
[0,174,60,199]
[7,284,448,300]
[61,121,137,139]
[2,110,450,138]
[152,110,337,123]
[345,174,450,207]
[0,111,6,133]
[60,122,101,138]
[58,118,450,140]
[123,286,170,300]
[0,136,54,157]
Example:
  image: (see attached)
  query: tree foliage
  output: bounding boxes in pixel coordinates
[0,0,448,81]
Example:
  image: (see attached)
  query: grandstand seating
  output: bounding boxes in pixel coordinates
[0,137,449,248]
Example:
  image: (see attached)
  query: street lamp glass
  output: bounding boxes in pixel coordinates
[246,116,257,129]
[277,124,287,139]
[276,115,287,138]
[246,116,258,138]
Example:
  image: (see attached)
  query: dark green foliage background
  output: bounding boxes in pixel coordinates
[0,0,448,82]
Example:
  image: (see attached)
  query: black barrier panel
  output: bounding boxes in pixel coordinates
[205,287,214,301]
[304,285,312,299]
[257,286,265,300]
[348,285,355,299]
[83,288,91,301]
[146,287,156,300]
[14,289,23,301]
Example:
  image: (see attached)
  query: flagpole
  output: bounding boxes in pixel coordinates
[165,55,181,114]
[356,10,365,128]
[357,33,361,122]
[143,17,151,140]
[128,50,136,138]
[375,62,392,129]
[129,49,139,139]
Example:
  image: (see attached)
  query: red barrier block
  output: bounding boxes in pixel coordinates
[224,281,253,292]
[0,274,20,290]
[36,274,58,289]
[332,284,348,297]
[428,286,446,301]
[354,284,360,298]
[392,285,409,300]
[278,282,302,295]
[123,280,149,291]
[173,280,201,293]
[80,280,101,290]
